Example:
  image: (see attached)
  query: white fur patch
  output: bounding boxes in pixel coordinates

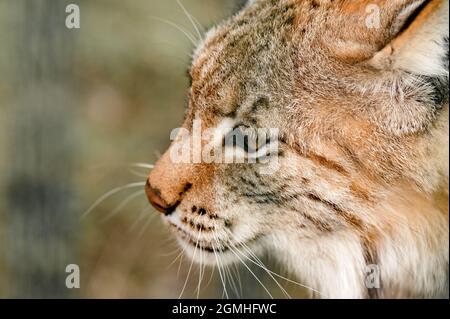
[393,0,449,77]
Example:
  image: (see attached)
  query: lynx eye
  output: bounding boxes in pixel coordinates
[223,125,271,155]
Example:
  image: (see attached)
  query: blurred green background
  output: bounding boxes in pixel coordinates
[0,0,306,298]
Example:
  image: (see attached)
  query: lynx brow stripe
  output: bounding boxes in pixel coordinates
[305,192,364,230]
[304,152,349,176]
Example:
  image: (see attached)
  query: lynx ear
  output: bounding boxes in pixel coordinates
[327,0,449,76]
[370,0,449,76]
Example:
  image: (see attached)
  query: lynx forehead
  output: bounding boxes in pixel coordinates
[146,0,449,298]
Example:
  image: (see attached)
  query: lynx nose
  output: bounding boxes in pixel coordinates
[145,179,171,215]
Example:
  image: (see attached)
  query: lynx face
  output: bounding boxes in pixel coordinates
[146,0,449,298]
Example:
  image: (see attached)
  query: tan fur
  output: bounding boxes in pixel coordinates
[147,0,449,298]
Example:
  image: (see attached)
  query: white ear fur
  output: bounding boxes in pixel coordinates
[390,0,428,36]
[371,0,449,77]
[394,0,448,76]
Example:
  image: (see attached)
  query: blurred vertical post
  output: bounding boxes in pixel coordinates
[6,0,78,297]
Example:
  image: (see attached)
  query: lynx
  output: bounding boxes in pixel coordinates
[146,0,449,298]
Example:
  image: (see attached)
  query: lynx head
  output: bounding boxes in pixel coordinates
[146,0,449,271]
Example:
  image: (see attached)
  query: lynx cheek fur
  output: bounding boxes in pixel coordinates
[146,0,449,298]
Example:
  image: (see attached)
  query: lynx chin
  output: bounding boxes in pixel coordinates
[146,0,449,299]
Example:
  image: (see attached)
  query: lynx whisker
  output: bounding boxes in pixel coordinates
[176,0,203,41]
[226,235,290,298]
[223,258,241,298]
[200,249,207,295]
[130,163,155,170]
[82,181,146,218]
[167,247,185,269]
[204,264,216,291]
[128,169,148,178]
[229,232,326,297]
[232,262,244,298]
[223,240,274,299]
[177,252,185,279]
[160,247,182,258]
[195,232,205,299]
[230,240,291,299]
[211,233,229,299]
[101,190,146,223]
[150,16,198,47]
[221,228,290,298]
[138,213,157,237]
[129,206,153,232]
[178,231,201,299]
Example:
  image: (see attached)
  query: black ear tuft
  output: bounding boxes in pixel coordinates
[443,36,449,70]
[423,36,450,109]
[416,75,449,109]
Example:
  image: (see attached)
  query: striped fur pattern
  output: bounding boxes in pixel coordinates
[147,0,449,298]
